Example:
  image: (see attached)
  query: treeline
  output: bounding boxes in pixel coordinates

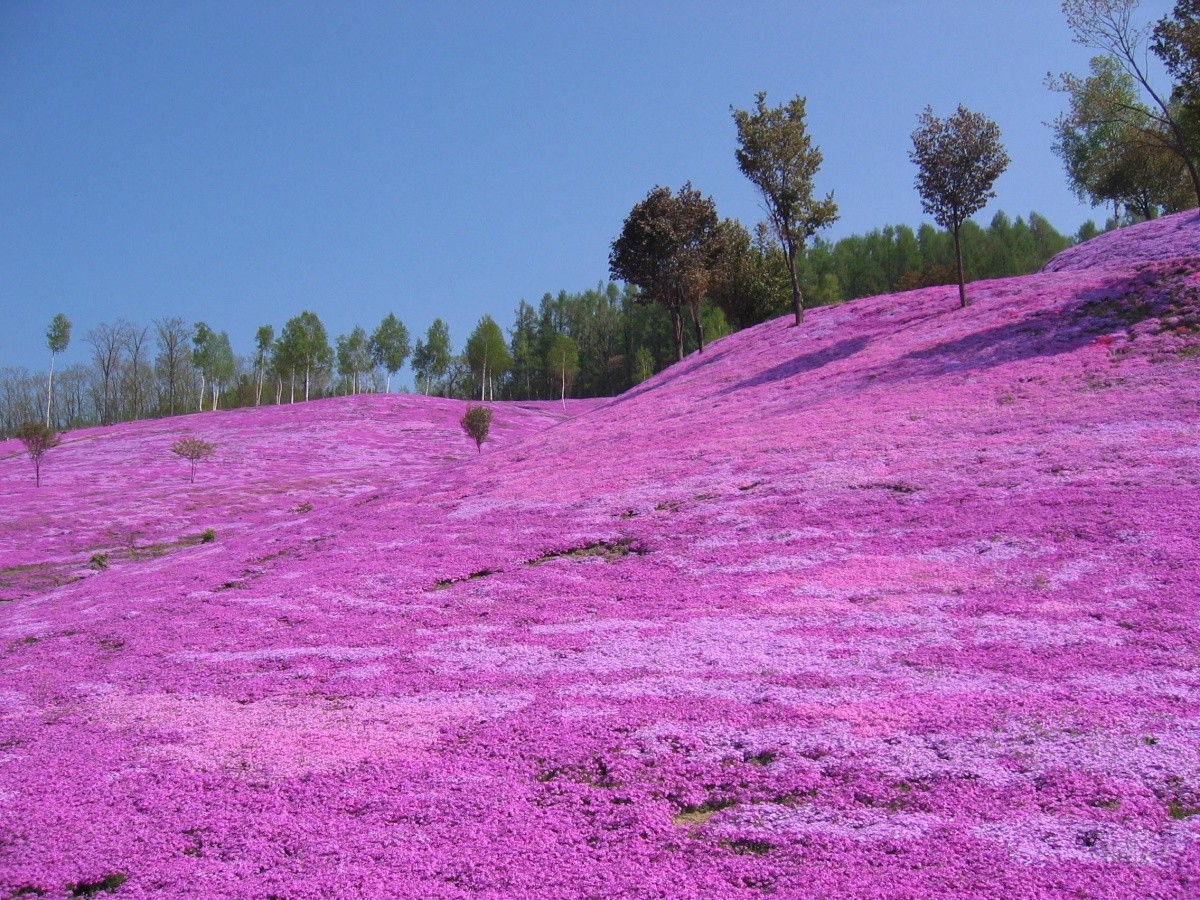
[1,210,1087,438]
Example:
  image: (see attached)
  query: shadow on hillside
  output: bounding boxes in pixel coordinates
[723,335,872,393]
[888,268,1169,379]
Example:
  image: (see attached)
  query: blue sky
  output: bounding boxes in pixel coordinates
[0,0,1176,378]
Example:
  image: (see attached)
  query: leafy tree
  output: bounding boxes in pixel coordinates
[336,326,373,394]
[277,311,332,402]
[709,220,792,330]
[192,324,236,410]
[412,319,452,395]
[1154,0,1200,110]
[170,437,216,483]
[732,92,840,325]
[631,347,656,385]
[609,183,726,362]
[44,313,70,428]
[460,405,493,454]
[465,315,512,401]
[546,332,579,408]
[1053,0,1200,206]
[254,325,274,406]
[909,104,1011,307]
[16,421,60,487]
[369,313,410,393]
[508,300,540,399]
[1052,55,1194,219]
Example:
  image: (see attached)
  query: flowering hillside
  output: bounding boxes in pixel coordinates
[2,210,1199,898]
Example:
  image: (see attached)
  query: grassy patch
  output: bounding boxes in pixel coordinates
[1168,800,1200,820]
[433,568,500,590]
[69,874,126,897]
[672,798,737,827]
[527,538,645,567]
[720,838,772,856]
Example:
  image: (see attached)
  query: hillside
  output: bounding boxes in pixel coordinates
[1,211,1199,898]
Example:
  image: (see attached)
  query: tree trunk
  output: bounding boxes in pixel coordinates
[45,353,56,427]
[784,236,805,325]
[690,304,705,353]
[198,374,206,413]
[953,223,968,308]
[304,365,310,402]
[671,308,684,361]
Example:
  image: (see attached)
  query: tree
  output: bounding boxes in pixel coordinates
[191,324,233,411]
[170,437,216,483]
[369,313,411,393]
[631,347,656,385]
[122,324,151,421]
[1052,55,1194,219]
[254,325,274,406]
[1053,0,1200,206]
[85,321,133,424]
[709,220,792,330]
[44,313,70,428]
[412,319,452,395]
[16,421,60,487]
[460,405,493,454]
[336,326,373,394]
[546,332,579,409]
[154,317,192,416]
[909,105,1011,307]
[609,183,726,362]
[465,315,512,401]
[732,92,840,326]
[1154,1,1200,110]
[277,312,332,402]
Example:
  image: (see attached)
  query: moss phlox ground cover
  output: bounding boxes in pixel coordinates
[1,211,1199,897]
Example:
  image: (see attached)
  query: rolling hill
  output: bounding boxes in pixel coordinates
[2,210,1199,898]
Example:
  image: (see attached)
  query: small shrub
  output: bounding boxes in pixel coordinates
[199,529,216,544]
[170,437,217,483]
[460,405,493,454]
[89,553,109,571]
[16,421,61,488]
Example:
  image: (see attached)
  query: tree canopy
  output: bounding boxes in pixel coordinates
[909,104,1011,307]
[609,183,726,361]
[732,92,839,325]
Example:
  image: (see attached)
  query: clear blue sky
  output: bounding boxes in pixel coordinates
[0,0,1176,379]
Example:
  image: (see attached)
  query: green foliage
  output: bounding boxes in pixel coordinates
[369,313,411,391]
[412,319,452,395]
[465,315,512,401]
[910,104,1011,307]
[609,183,726,361]
[46,314,71,356]
[199,528,216,544]
[16,421,61,487]
[631,347,656,385]
[1052,56,1194,219]
[1055,0,1200,208]
[170,437,217,483]
[546,332,579,405]
[732,91,839,324]
[460,404,493,453]
[276,311,333,402]
[336,325,373,394]
[1154,1,1200,109]
[89,553,109,571]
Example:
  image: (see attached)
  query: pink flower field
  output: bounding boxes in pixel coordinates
[2,211,1200,898]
